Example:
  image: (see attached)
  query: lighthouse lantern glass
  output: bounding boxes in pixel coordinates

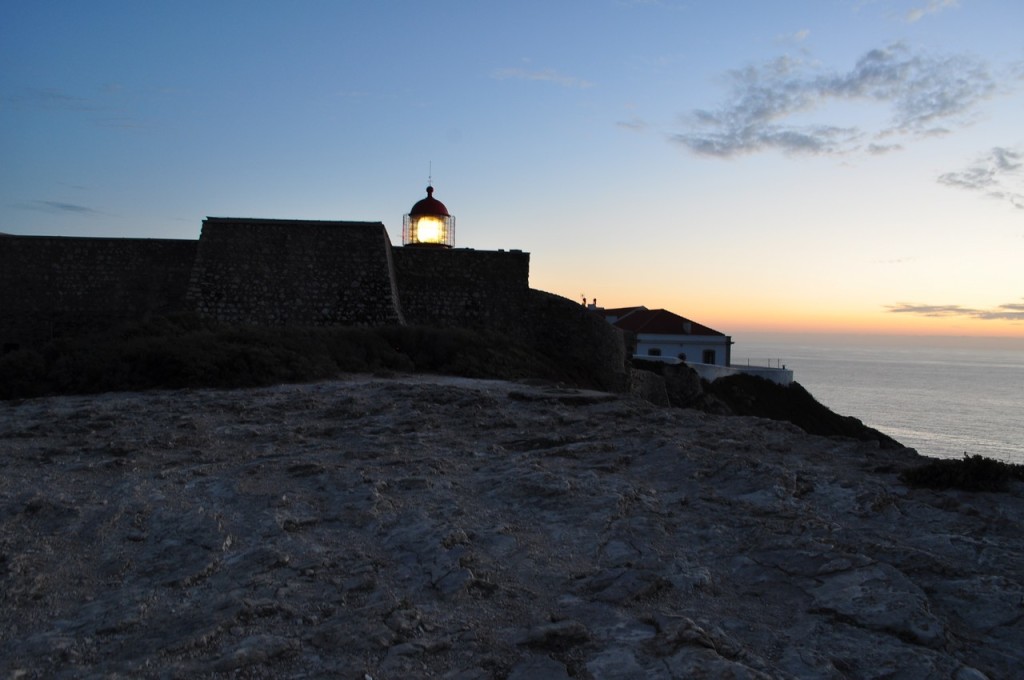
[414,215,445,244]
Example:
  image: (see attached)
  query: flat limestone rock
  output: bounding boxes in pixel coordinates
[1,374,1022,679]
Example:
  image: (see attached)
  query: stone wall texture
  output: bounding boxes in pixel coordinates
[0,222,628,390]
[186,219,405,327]
[0,235,196,350]
[391,247,530,331]
[520,290,628,392]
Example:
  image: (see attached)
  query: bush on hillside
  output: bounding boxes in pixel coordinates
[900,454,1024,492]
[0,314,571,400]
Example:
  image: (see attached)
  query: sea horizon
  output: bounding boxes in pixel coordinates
[734,330,1024,350]
[731,331,1024,465]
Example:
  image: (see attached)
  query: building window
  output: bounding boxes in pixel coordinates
[702,349,716,364]
[677,353,687,361]
[647,348,662,356]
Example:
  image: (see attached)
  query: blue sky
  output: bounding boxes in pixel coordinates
[2,0,1022,336]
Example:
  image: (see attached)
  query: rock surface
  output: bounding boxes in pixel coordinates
[1,375,1021,679]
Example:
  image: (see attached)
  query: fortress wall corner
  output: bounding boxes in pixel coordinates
[186,219,403,327]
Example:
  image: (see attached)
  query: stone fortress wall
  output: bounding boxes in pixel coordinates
[186,219,406,328]
[0,235,197,351]
[391,245,530,330]
[0,221,625,388]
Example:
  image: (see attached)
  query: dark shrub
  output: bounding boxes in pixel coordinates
[0,349,47,399]
[0,316,578,399]
[900,454,1024,492]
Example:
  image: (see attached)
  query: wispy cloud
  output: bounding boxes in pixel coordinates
[938,147,1024,209]
[2,85,161,133]
[332,89,369,99]
[867,142,904,154]
[95,117,156,130]
[490,67,593,89]
[673,43,996,158]
[887,299,1024,321]
[2,87,93,112]
[16,200,102,215]
[616,0,687,8]
[616,117,648,131]
[776,28,811,44]
[906,0,959,23]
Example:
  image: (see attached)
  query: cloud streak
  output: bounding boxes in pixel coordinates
[673,43,996,158]
[2,87,93,112]
[938,147,1024,209]
[775,29,810,44]
[616,117,648,131]
[887,299,1024,321]
[490,68,593,89]
[906,0,959,23]
[16,200,102,215]
[2,85,157,132]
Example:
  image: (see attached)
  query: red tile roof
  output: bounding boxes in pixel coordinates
[610,308,725,337]
[598,306,644,318]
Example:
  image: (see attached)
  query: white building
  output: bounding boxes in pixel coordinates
[593,305,732,366]
[587,303,793,384]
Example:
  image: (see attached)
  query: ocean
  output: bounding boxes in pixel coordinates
[732,334,1024,465]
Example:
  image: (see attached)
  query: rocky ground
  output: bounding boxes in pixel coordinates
[1,375,1022,679]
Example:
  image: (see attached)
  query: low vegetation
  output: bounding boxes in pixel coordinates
[8,318,1018,497]
[900,453,1024,492]
[0,314,570,400]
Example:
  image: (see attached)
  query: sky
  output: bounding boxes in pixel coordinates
[2,0,1023,338]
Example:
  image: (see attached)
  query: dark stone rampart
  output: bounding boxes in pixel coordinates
[519,290,628,392]
[186,219,404,327]
[1,222,629,391]
[389,250,629,390]
[0,235,196,350]
[391,247,530,330]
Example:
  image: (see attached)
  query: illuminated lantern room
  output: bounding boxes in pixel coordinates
[403,185,455,248]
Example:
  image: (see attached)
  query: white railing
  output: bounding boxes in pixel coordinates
[693,362,794,386]
[736,357,789,370]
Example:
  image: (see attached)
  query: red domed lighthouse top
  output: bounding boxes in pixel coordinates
[403,184,455,248]
[409,186,450,217]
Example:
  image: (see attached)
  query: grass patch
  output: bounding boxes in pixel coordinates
[900,454,1024,493]
[0,314,573,400]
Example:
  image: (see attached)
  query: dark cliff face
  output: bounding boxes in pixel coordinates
[630,361,905,450]
[700,373,905,449]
